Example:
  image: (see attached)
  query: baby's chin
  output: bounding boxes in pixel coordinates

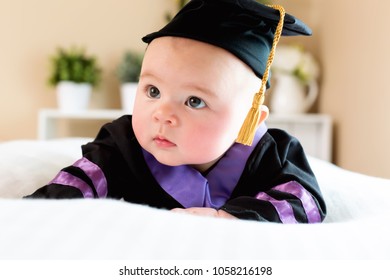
[146,150,186,167]
[152,153,216,172]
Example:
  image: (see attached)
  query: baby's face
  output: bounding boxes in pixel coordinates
[132,37,260,172]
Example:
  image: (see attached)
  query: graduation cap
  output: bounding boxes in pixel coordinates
[142,0,312,145]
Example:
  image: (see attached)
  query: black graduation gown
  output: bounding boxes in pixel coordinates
[26,115,327,223]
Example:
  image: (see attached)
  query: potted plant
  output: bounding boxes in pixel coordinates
[117,50,143,113]
[48,46,101,112]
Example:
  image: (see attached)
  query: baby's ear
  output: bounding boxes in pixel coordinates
[258,105,269,126]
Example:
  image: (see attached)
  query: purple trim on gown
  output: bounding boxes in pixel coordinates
[49,157,108,198]
[256,181,321,223]
[49,171,95,198]
[72,158,108,198]
[255,191,298,223]
[273,181,321,223]
[143,124,267,208]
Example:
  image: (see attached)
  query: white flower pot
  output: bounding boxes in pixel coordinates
[270,73,318,114]
[120,82,138,114]
[56,81,92,112]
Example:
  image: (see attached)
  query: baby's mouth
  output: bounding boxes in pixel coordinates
[153,135,176,148]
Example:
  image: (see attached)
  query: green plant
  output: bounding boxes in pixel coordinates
[48,47,101,87]
[117,51,144,83]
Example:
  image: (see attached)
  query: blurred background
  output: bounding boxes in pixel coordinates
[0,0,389,179]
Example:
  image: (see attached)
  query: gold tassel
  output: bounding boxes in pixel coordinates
[236,5,285,146]
[236,85,266,146]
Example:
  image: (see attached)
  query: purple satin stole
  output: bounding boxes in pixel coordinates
[143,124,267,208]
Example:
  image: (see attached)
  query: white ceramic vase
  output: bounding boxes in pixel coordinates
[270,73,318,115]
[120,82,138,114]
[56,81,92,112]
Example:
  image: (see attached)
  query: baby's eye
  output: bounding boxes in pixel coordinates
[147,86,160,99]
[185,96,206,109]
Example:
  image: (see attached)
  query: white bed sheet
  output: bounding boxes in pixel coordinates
[0,138,389,259]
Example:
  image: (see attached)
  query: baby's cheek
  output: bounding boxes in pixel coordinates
[185,131,229,162]
[132,115,146,144]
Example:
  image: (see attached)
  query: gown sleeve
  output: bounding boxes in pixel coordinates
[219,129,327,223]
[25,116,134,200]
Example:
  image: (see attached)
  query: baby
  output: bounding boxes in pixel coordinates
[27,0,326,223]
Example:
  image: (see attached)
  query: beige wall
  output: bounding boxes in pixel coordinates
[1,0,390,179]
[0,0,174,139]
[280,0,390,179]
[317,0,390,179]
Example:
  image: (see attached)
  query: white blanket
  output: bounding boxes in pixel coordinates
[0,138,390,259]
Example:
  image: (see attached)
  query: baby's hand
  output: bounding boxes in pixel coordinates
[171,207,236,219]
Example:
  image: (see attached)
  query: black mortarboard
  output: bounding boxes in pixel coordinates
[142,0,312,145]
[142,0,311,86]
